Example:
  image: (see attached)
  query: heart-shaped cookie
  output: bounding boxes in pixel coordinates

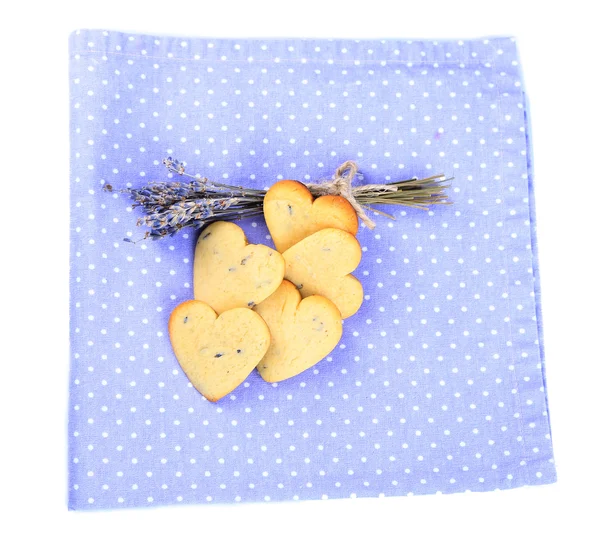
[194,221,285,314]
[264,180,359,252]
[254,280,342,383]
[283,228,363,319]
[168,300,270,402]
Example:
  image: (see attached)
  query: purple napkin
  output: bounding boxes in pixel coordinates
[68,29,556,509]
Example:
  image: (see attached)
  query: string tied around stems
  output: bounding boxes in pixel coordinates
[306,160,378,229]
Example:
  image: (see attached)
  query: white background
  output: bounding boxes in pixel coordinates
[2,1,599,537]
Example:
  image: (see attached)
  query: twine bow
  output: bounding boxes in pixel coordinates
[306,160,377,229]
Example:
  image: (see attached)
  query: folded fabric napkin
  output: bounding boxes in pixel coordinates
[68,29,556,510]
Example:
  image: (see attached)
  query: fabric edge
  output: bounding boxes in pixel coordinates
[515,48,554,451]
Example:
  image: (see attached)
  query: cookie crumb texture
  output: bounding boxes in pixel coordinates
[194,221,285,314]
[264,180,358,252]
[255,280,342,382]
[168,300,270,402]
[283,228,364,318]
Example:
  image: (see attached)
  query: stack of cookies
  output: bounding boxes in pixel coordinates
[168,180,364,402]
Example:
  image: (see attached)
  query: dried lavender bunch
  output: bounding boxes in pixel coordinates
[104,157,451,241]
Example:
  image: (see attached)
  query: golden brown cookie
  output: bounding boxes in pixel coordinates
[168,300,271,402]
[264,180,359,252]
[254,280,343,383]
[194,221,285,314]
[282,228,363,319]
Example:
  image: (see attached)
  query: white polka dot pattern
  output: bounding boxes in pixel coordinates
[68,29,556,509]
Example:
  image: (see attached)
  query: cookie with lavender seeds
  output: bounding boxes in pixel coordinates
[264,180,359,252]
[283,227,363,319]
[169,300,270,402]
[194,221,285,314]
[254,280,342,382]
